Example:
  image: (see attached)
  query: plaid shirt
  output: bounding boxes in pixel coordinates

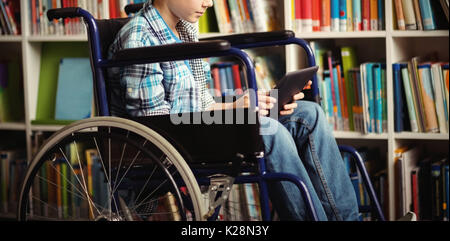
[107,1,215,117]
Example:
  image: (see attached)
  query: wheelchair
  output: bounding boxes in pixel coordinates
[17,4,385,221]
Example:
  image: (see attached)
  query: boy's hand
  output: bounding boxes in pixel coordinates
[280,80,312,116]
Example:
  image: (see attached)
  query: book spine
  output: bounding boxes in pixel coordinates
[339,0,347,31]
[232,64,243,95]
[374,64,382,133]
[337,65,349,130]
[394,0,406,30]
[377,0,384,30]
[295,0,302,32]
[409,60,425,132]
[331,0,340,31]
[393,64,403,132]
[321,0,331,31]
[381,66,387,132]
[211,67,221,97]
[402,0,418,30]
[370,0,378,30]
[312,0,321,31]
[419,0,436,30]
[346,0,353,31]
[431,64,447,133]
[352,0,362,31]
[413,0,424,30]
[333,66,343,130]
[362,0,370,31]
[401,66,419,132]
[302,0,313,32]
[419,65,439,133]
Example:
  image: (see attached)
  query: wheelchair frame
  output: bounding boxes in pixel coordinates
[18,6,385,221]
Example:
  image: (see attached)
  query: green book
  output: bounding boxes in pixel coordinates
[0,60,24,122]
[341,47,358,131]
[35,42,89,124]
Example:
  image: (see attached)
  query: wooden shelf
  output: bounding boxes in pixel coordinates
[30,124,65,132]
[27,34,88,42]
[394,132,449,141]
[0,35,22,42]
[391,30,449,38]
[333,131,389,140]
[0,122,26,131]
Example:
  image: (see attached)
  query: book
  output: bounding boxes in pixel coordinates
[54,58,94,121]
[413,0,424,30]
[341,46,357,130]
[352,0,362,30]
[321,0,331,31]
[302,0,313,32]
[369,0,378,30]
[346,0,353,31]
[430,63,447,133]
[362,0,370,31]
[0,60,24,123]
[312,0,321,31]
[419,0,436,30]
[393,63,405,132]
[402,0,418,30]
[339,0,347,32]
[395,146,421,217]
[418,63,439,133]
[377,0,384,30]
[331,0,340,31]
[401,65,419,132]
[394,0,406,30]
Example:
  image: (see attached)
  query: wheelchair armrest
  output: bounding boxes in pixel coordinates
[110,40,231,64]
[199,30,295,46]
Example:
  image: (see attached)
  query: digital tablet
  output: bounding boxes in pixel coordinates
[273,65,319,111]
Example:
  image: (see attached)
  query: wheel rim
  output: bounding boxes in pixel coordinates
[18,117,205,221]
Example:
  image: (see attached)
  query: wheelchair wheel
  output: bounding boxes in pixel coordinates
[18,117,205,221]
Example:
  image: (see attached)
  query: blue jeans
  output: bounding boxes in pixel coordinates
[260,100,359,221]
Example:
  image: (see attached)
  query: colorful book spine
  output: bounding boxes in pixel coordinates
[333,66,343,130]
[401,65,419,132]
[419,0,436,30]
[352,0,362,30]
[330,0,340,31]
[346,0,353,31]
[373,63,382,133]
[394,0,406,30]
[365,63,375,133]
[295,0,302,32]
[402,0,418,30]
[413,0,424,30]
[302,0,313,32]
[362,0,370,31]
[312,0,321,31]
[393,63,404,132]
[377,0,384,30]
[339,0,347,31]
[321,0,331,31]
[381,64,387,132]
[418,64,439,133]
[430,63,447,133]
[370,0,378,30]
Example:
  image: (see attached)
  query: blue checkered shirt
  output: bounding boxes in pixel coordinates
[107,1,215,117]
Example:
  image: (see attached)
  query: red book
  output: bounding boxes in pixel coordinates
[301,0,313,32]
[320,0,331,31]
[232,64,243,95]
[312,0,321,31]
[362,0,370,31]
[295,0,302,32]
[31,0,37,35]
[109,0,117,19]
[211,67,221,97]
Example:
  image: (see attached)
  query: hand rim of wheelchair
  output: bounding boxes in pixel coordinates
[17,116,206,221]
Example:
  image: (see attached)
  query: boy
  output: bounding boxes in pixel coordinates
[107,0,359,221]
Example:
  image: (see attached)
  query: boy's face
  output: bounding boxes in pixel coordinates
[167,0,213,23]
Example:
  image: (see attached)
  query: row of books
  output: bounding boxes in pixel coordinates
[393,59,449,134]
[343,146,386,221]
[29,0,146,36]
[0,0,20,35]
[395,146,449,221]
[200,0,280,34]
[393,0,449,31]
[0,149,27,215]
[312,42,387,133]
[291,0,385,33]
[0,60,24,123]
[207,54,282,98]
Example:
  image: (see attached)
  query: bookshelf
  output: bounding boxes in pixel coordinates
[0,0,448,221]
